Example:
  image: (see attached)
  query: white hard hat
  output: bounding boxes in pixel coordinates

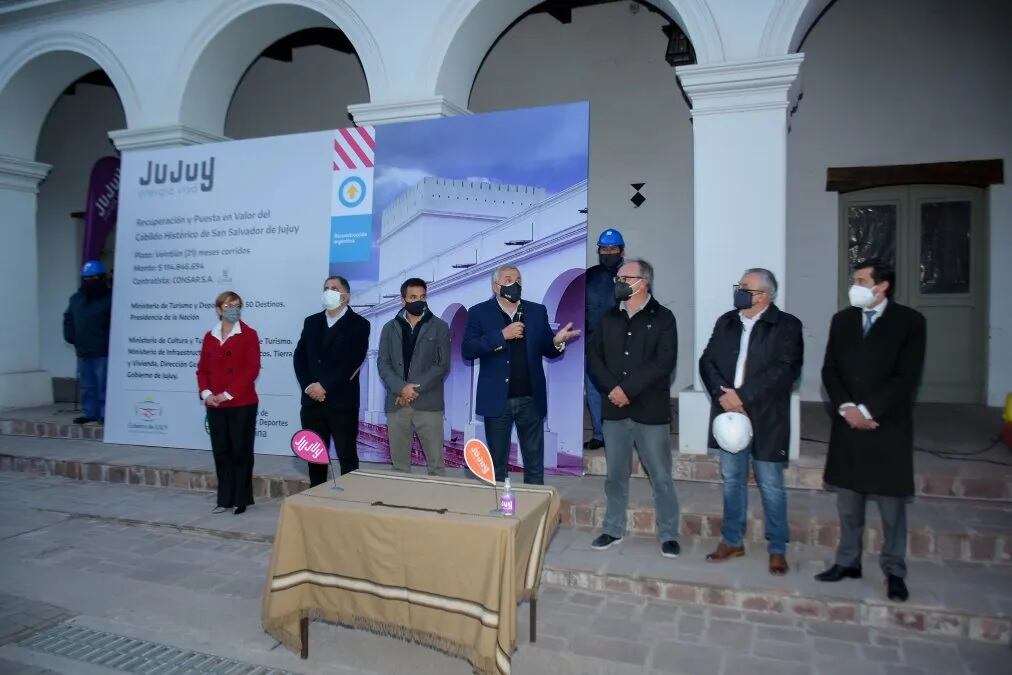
[712,412,753,454]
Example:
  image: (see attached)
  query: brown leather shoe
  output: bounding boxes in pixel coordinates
[705,542,745,562]
[769,554,789,576]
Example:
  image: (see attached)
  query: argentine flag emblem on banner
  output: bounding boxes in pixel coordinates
[330,126,375,263]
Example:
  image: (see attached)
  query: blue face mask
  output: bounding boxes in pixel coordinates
[223,307,241,324]
[733,289,753,310]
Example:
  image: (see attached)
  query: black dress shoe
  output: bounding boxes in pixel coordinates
[72,416,96,425]
[583,438,605,450]
[233,505,247,515]
[814,564,862,582]
[887,575,909,602]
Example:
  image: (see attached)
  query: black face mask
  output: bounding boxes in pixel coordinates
[599,253,622,270]
[82,277,106,298]
[498,282,521,303]
[614,282,634,302]
[404,300,427,317]
[733,288,753,310]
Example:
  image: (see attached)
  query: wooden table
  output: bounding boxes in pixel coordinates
[261,471,560,675]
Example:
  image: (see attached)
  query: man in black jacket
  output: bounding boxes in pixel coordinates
[63,260,112,425]
[700,268,803,576]
[587,258,681,558]
[583,228,625,450]
[816,259,926,602]
[293,275,370,486]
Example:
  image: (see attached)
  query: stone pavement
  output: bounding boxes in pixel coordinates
[1,471,1008,674]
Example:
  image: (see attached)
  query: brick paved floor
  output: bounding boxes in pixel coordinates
[0,471,1008,674]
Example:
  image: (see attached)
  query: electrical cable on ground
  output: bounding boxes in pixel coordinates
[801,435,1012,467]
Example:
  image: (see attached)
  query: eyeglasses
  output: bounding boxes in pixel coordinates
[614,276,644,284]
[221,302,241,309]
[733,284,766,296]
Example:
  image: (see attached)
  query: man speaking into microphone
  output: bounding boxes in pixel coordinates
[463,265,580,484]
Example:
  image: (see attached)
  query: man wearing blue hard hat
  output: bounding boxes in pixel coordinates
[63,260,112,425]
[584,228,625,450]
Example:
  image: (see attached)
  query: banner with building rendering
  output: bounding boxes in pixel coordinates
[104,102,589,476]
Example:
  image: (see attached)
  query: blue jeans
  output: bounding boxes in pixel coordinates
[78,356,108,420]
[484,396,544,484]
[602,419,680,542]
[584,371,603,442]
[718,450,788,555]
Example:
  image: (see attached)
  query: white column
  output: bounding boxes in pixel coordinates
[675,55,804,457]
[347,96,469,127]
[0,154,53,407]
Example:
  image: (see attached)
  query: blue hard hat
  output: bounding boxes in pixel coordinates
[81,260,106,276]
[596,229,625,247]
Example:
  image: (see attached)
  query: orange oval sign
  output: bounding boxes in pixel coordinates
[464,438,496,485]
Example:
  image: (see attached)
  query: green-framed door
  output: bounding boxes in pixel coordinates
[839,185,987,403]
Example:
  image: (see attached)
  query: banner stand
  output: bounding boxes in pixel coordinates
[329,456,344,492]
[490,481,501,516]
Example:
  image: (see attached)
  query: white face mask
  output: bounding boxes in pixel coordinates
[322,289,343,310]
[848,284,877,309]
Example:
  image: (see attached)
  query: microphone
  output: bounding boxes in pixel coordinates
[515,302,524,325]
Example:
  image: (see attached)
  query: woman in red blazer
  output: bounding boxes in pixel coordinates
[196,290,261,514]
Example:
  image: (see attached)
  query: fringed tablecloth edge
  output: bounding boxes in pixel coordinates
[262,608,505,675]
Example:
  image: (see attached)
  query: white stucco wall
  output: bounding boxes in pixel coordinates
[35,82,125,379]
[2,0,1009,407]
[787,0,1012,405]
[225,44,368,140]
[468,2,696,393]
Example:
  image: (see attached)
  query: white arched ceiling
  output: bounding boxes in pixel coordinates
[0,32,136,159]
[759,0,836,56]
[424,0,724,109]
[175,0,386,136]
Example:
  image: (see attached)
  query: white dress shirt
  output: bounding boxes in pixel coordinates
[733,307,767,388]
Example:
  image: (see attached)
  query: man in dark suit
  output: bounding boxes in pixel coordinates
[462,264,581,484]
[293,275,370,486]
[700,268,803,576]
[817,259,926,602]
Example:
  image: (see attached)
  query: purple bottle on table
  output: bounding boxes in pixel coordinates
[499,477,515,516]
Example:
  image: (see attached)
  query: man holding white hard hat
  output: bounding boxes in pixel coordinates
[699,268,803,575]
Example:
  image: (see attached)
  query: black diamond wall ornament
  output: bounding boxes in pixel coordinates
[630,182,646,208]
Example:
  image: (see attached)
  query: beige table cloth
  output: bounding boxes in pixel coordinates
[261,470,560,675]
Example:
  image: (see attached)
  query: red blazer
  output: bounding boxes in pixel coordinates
[196,321,261,407]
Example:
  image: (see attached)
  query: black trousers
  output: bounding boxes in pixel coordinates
[206,404,257,508]
[300,405,360,486]
[484,396,544,484]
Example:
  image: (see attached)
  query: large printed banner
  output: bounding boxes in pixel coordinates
[106,103,589,475]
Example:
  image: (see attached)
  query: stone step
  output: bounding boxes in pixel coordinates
[542,528,1012,645]
[4,412,1009,502]
[1,435,1008,566]
[559,475,1011,566]
[582,447,1012,502]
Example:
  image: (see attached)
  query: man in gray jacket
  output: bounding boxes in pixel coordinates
[377,278,451,474]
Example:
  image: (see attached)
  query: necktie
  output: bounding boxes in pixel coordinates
[863,310,876,336]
